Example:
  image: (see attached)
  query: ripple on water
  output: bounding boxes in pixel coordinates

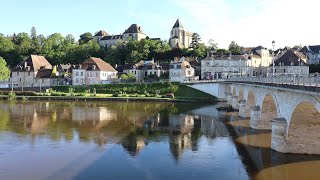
[255,160,320,180]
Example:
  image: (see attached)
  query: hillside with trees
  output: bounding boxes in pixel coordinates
[0,27,210,67]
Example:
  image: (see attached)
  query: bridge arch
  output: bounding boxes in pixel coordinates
[246,89,256,109]
[286,101,320,154]
[259,93,279,129]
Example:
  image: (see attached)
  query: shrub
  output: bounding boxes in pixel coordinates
[7,92,16,101]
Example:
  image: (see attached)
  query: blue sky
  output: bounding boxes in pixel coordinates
[1,0,319,49]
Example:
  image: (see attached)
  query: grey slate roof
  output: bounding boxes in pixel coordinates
[173,19,184,28]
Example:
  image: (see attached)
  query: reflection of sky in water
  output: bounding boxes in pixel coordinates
[0,101,319,180]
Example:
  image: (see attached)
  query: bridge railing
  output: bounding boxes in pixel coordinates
[183,75,320,88]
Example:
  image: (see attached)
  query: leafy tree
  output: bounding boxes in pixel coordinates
[120,74,128,79]
[0,57,10,80]
[216,48,229,54]
[208,39,218,49]
[127,73,136,79]
[228,41,241,55]
[79,32,93,45]
[190,33,201,49]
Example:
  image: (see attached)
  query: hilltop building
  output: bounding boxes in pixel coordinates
[169,19,194,49]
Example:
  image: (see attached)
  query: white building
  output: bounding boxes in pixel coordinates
[169,57,195,82]
[72,57,117,85]
[123,60,165,82]
[169,19,193,49]
[300,45,320,64]
[201,53,252,80]
[95,24,147,47]
[271,49,309,76]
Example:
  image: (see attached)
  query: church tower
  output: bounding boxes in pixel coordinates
[169,19,193,49]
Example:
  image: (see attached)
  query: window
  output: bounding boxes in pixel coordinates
[149,71,152,75]
[28,72,30,76]
[96,73,98,77]
[42,79,44,83]
[206,62,210,66]
[81,72,83,76]
[169,65,175,69]
[187,71,191,75]
[177,65,181,69]
[19,78,22,82]
[76,78,79,83]
[134,71,136,75]
[76,72,79,76]
[17,72,19,76]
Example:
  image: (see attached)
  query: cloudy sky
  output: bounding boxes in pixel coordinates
[1,0,318,49]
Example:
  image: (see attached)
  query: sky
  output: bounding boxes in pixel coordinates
[0,0,319,49]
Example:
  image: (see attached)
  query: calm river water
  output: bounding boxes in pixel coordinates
[0,101,320,180]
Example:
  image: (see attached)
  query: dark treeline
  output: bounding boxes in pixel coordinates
[0,27,209,67]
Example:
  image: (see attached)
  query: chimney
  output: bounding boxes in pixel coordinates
[115,64,118,69]
[93,65,96,70]
[24,61,27,68]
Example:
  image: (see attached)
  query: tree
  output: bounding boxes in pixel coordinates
[208,39,218,49]
[79,32,93,45]
[190,33,201,49]
[0,57,10,80]
[228,41,241,55]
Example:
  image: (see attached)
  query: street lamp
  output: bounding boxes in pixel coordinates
[272,40,275,77]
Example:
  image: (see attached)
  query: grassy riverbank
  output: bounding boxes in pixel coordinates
[0,83,217,103]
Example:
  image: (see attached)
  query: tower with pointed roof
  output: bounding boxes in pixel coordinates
[169,19,193,49]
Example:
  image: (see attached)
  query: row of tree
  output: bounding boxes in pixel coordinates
[0,27,243,69]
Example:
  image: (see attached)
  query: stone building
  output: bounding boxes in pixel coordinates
[72,57,117,85]
[95,24,147,47]
[272,49,309,76]
[169,57,195,82]
[169,19,193,49]
[123,60,165,82]
[10,55,53,88]
[300,45,320,64]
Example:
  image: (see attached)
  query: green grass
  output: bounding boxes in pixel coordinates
[175,85,216,100]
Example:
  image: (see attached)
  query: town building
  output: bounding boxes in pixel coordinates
[94,24,147,47]
[300,45,320,64]
[10,55,53,89]
[169,57,195,82]
[271,49,309,76]
[123,60,165,82]
[201,52,252,80]
[72,57,117,85]
[169,19,193,49]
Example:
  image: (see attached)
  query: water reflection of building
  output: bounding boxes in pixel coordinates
[72,107,117,125]
[169,114,194,133]
[121,136,145,156]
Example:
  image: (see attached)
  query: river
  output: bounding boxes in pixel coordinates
[0,100,319,180]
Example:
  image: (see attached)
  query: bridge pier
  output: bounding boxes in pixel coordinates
[239,100,249,117]
[231,96,239,110]
[271,118,287,153]
[249,106,272,130]
[227,94,233,104]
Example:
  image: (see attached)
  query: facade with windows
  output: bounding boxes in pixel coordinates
[72,57,118,85]
[10,55,53,88]
[201,54,252,80]
[169,58,195,82]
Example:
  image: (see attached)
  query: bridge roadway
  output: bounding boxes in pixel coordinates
[186,76,320,154]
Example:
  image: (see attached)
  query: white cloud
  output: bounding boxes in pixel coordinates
[171,0,320,49]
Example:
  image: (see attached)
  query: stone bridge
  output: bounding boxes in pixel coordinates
[187,80,320,154]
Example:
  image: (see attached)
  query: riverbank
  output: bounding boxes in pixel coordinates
[0,95,223,103]
[0,83,222,103]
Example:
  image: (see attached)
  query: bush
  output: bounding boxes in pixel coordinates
[7,92,16,101]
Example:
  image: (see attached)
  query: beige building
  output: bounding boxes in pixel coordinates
[169,57,195,82]
[95,24,147,47]
[169,19,193,49]
[201,53,252,80]
[10,55,53,89]
[72,57,117,85]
